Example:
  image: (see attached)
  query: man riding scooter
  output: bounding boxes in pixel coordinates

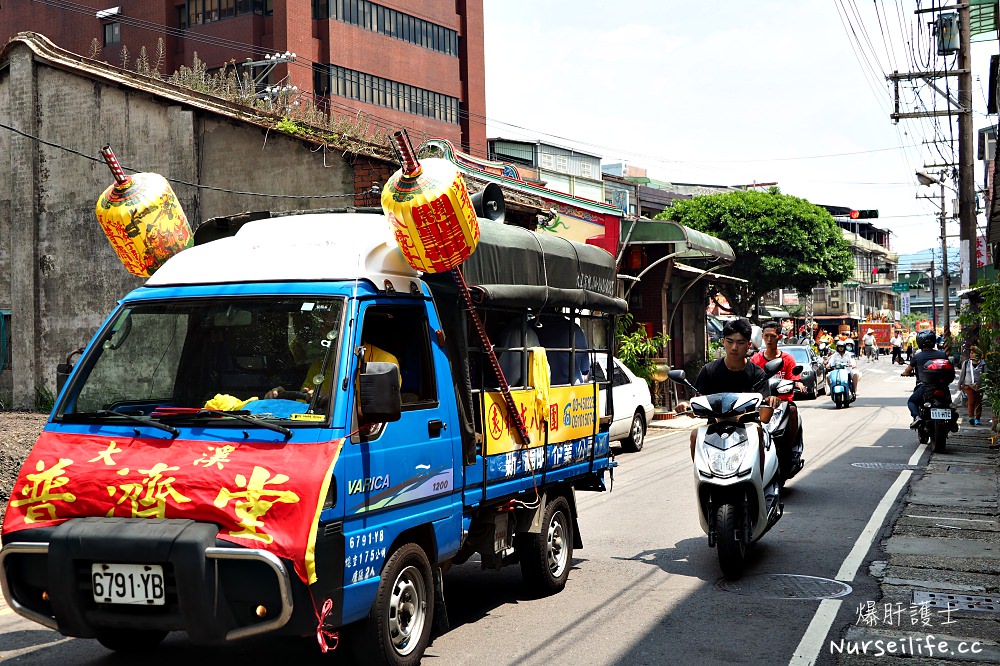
[825,340,860,400]
[751,321,803,431]
[689,318,779,457]
[901,329,948,429]
[751,321,805,481]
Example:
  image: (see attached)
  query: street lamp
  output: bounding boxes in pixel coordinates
[915,170,950,335]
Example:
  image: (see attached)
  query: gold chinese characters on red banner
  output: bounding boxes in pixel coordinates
[2,432,343,584]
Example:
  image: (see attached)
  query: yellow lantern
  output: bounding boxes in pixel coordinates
[380,130,479,274]
[95,145,193,278]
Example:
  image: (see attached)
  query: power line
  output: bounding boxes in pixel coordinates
[0,120,366,199]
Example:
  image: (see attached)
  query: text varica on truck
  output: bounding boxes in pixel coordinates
[0,189,625,664]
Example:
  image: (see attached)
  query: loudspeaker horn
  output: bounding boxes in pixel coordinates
[470,182,505,223]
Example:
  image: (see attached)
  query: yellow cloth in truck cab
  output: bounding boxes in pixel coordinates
[528,347,550,426]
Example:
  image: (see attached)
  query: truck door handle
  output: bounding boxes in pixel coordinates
[428,419,445,437]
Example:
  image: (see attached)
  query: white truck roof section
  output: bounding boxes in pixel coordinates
[146,212,423,289]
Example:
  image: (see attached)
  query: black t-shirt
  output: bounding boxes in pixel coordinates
[909,349,948,384]
[694,358,769,396]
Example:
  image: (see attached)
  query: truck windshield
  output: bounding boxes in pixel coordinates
[57,297,345,422]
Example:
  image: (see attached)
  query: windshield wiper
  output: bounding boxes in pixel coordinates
[194,409,293,439]
[95,409,180,437]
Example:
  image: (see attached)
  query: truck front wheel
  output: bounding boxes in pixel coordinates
[516,496,573,596]
[354,542,434,666]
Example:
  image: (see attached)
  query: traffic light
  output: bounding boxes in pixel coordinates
[850,209,879,219]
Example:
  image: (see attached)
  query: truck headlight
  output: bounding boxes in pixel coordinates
[707,441,748,476]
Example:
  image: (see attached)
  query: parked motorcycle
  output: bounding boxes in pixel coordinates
[667,358,785,580]
[827,361,855,408]
[913,358,959,452]
[765,371,805,487]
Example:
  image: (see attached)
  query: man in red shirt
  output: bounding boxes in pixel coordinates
[750,320,804,450]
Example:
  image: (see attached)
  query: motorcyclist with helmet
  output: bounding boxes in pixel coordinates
[825,339,860,398]
[901,329,949,429]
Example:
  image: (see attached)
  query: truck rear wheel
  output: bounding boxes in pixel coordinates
[516,496,573,596]
[353,542,434,666]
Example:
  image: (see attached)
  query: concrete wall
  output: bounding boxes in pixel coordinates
[0,41,356,408]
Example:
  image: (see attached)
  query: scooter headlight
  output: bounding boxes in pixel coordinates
[707,440,748,476]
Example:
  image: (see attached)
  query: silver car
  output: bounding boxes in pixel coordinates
[594,357,655,452]
[779,344,827,400]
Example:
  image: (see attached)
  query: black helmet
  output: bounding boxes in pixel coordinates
[916,330,936,350]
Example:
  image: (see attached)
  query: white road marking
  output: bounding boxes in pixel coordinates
[789,443,927,665]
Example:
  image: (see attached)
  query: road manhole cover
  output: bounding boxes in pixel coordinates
[717,574,852,600]
[852,462,921,471]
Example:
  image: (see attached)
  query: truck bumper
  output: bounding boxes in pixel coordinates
[0,518,301,644]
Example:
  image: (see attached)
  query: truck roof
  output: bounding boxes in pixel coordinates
[146,212,422,292]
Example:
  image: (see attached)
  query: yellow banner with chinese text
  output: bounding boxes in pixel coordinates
[483,384,599,456]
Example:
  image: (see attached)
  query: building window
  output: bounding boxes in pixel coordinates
[539,153,553,169]
[103,22,120,46]
[183,0,270,27]
[316,64,459,123]
[580,162,593,178]
[315,0,458,57]
[555,155,568,172]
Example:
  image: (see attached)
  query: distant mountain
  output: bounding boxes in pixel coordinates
[897,247,961,271]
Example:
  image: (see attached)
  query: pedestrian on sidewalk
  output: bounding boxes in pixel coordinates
[890,330,904,365]
[957,346,987,426]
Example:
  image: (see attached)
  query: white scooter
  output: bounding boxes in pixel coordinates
[668,358,789,580]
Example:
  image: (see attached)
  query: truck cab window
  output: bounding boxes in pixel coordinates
[360,305,436,407]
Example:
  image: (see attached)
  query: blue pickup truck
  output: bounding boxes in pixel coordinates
[0,203,625,664]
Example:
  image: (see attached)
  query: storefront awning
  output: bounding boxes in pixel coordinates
[764,309,791,319]
[620,219,734,263]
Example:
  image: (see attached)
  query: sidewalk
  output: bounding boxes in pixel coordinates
[840,402,1000,663]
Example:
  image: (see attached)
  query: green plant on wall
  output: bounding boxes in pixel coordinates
[615,313,669,382]
[957,280,1000,414]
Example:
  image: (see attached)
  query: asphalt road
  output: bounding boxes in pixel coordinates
[0,358,927,665]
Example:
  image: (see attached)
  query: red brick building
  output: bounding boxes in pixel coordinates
[0,0,485,154]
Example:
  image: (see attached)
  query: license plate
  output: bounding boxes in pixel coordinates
[91,563,165,605]
[930,408,951,420]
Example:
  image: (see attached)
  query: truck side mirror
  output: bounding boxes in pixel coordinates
[358,362,401,424]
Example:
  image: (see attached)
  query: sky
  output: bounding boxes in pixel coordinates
[481,1,999,266]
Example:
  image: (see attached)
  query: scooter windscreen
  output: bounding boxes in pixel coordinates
[691,393,761,419]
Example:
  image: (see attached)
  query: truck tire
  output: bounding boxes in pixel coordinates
[353,542,434,666]
[517,496,573,595]
[96,629,167,653]
[620,411,646,452]
[716,503,747,580]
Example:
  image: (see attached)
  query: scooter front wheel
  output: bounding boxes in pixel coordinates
[716,503,747,580]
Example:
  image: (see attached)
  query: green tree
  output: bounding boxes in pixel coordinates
[656,188,853,320]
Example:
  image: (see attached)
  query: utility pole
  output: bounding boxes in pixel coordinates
[888,4,977,288]
[930,259,938,332]
[958,1,978,288]
[937,180,950,334]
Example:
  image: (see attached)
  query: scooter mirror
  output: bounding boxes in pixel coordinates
[667,369,686,383]
[791,364,803,375]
